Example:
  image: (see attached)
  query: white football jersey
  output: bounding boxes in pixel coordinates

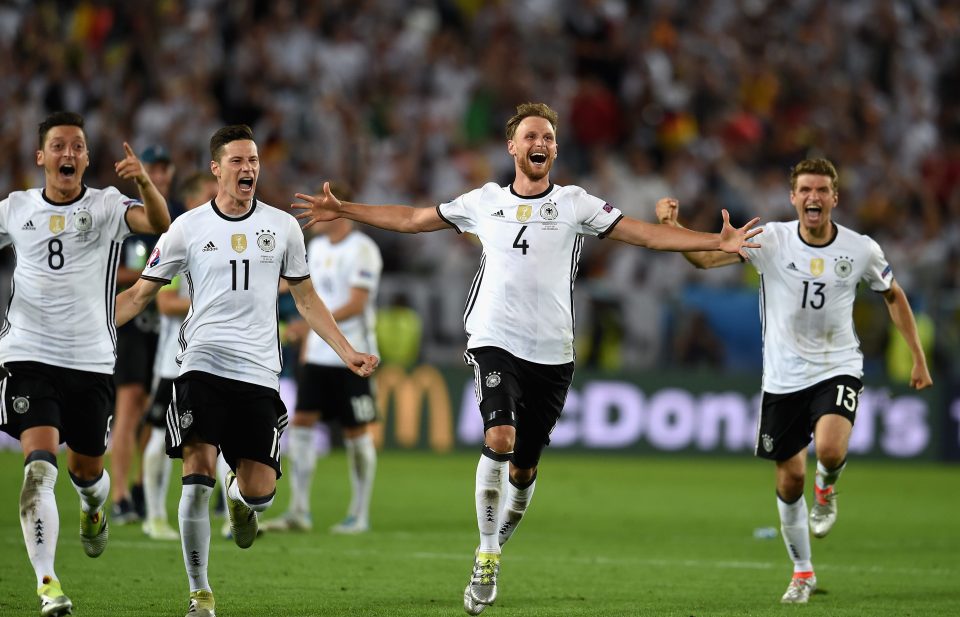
[141,200,309,391]
[742,221,893,393]
[438,182,623,364]
[0,186,135,373]
[303,230,381,367]
[153,275,188,380]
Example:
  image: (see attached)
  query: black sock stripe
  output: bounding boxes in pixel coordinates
[182,474,216,488]
[776,491,803,505]
[69,469,104,488]
[481,445,512,462]
[241,489,276,506]
[509,471,537,490]
[25,450,57,467]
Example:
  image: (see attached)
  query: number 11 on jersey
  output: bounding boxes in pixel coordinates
[230,259,249,290]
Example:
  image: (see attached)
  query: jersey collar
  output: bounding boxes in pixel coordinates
[41,185,87,206]
[211,198,257,221]
[509,183,554,200]
[796,220,838,248]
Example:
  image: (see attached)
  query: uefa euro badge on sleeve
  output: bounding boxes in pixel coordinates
[231,234,247,253]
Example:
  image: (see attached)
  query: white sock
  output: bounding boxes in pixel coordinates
[70,468,110,515]
[344,433,376,525]
[216,454,230,514]
[476,447,509,554]
[287,426,317,516]
[226,476,275,512]
[498,476,536,547]
[143,427,171,523]
[777,494,813,573]
[179,477,213,592]
[21,456,59,586]
[815,459,846,491]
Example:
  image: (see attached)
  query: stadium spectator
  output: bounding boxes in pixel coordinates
[0,111,169,616]
[262,181,383,536]
[114,124,377,617]
[656,157,933,604]
[292,102,761,614]
[140,170,217,541]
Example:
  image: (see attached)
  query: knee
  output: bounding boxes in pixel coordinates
[777,470,805,501]
[484,425,515,454]
[510,466,536,487]
[816,447,846,470]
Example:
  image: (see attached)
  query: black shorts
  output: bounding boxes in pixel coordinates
[146,377,175,429]
[114,322,159,388]
[166,371,288,478]
[463,346,574,469]
[0,361,115,457]
[755,375,862,461]
[294,364,377,428]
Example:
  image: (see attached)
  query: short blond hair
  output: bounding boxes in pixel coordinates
[505,102,559,140]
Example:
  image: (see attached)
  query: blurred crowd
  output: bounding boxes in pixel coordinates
[0,0,958,378]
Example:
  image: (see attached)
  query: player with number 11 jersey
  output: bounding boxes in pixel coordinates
[140,198,309,391]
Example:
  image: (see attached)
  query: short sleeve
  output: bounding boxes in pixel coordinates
[141,220,187,283]
[741,223,779,274]
[281,215,310,280]
[574,188,622,238]
[437,186,485,234]
[349,238,383,290]
[862,237,893,292]
[160,274,182,293]
[103,186,139,242]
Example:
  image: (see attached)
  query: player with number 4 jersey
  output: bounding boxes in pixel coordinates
[115,125,377,617]
[657,157,932,604]
[293,102,763,615]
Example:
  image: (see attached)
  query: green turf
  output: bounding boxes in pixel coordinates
[0,450,956,616]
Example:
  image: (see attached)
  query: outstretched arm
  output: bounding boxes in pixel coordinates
[116,278,165,327]
[609,198,760,258]
[651,198,747,269]
[292,181,448,234]
[115,142,171,234]
[287,277,379,377]
[881,280,933,390]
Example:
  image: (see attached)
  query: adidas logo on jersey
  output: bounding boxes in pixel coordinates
[492,210,505,217]
[786,262,798,271]
[202,241,218,252]
[21,220,35,230]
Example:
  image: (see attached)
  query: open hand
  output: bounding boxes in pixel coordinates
[291,181,343,230]
[718,209,762,258]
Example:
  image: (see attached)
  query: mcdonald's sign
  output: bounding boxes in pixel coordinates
[373,364,454,452]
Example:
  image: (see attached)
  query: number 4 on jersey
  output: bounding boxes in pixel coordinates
[513,225,529,255]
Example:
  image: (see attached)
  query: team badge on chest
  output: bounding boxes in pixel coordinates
[256,229,276,252]
[73,209,93,232]
[49,215,65,234]
[231,234,247,253]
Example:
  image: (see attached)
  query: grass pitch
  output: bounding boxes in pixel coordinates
[0,450,956,616]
